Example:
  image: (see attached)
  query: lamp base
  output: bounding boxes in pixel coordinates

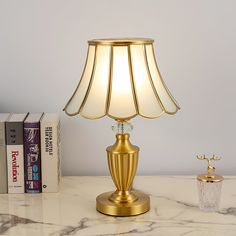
[96,191,150,216]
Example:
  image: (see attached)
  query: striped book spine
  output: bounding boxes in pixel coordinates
[24,114,43,193]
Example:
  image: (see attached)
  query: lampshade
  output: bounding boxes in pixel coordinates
[64,38,180,120]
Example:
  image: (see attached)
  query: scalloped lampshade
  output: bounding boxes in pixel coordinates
[64,38,179,120]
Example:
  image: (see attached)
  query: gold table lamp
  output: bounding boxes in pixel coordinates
[64,38,180,216]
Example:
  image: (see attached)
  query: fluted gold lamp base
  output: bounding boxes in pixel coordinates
[96,133,150,216]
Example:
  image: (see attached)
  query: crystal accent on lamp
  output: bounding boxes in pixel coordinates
[112,122,133,134]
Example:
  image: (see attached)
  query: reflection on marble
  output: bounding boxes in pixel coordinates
[0,176,236,235]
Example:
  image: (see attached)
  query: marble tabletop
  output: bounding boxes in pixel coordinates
[0,176,235,236]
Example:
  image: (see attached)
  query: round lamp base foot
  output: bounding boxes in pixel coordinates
[96,191,150,216]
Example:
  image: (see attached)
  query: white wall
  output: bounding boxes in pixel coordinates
[0,0,235,176]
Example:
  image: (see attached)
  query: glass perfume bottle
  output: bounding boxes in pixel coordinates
[196,155,223,212]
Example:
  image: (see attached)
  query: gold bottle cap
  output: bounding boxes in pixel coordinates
[196,155,224,183]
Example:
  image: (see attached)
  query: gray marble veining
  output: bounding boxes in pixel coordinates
[0,176,236,235]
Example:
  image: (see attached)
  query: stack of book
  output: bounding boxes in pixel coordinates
[0,113,61,194]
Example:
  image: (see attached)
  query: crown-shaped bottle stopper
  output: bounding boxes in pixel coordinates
[196,154,223,182]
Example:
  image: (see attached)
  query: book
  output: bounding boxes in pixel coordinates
[40,113,61,193]
[6,113,28,193]
[0,113,11,193]
[24,113,43,193]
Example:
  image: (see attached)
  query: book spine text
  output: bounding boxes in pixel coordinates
[41,121,61,193]
[6,122,25,193]
[24,123,41,193]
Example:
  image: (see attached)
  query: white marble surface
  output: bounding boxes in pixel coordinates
[0,176,236,236]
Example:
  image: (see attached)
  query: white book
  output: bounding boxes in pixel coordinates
[6,113,28,193]
[40,113,61,192]
[0,113,11,193]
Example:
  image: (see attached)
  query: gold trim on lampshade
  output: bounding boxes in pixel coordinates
[64,38,180,120]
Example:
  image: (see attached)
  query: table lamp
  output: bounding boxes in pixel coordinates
[64,38,180,216]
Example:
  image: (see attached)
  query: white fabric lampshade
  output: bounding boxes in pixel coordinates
[64,38,180,120]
